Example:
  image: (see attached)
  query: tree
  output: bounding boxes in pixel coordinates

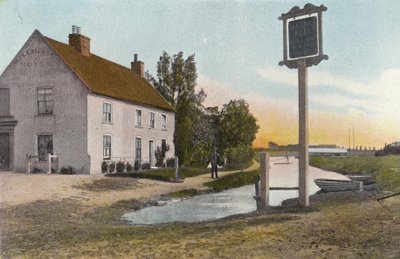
[147,51,205,165]
[218,99,259,169]
[191,106,220,165]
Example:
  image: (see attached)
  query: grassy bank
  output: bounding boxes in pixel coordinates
[204,169,259,191]
[310,155,400,191]
[106,166,208,182]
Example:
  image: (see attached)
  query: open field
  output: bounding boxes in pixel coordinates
[1,157,400,258]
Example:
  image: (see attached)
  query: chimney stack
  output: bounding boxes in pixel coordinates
[68,25,91,57]
[131,54,144,78]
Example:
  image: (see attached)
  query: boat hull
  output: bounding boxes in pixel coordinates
[314,178,362,192]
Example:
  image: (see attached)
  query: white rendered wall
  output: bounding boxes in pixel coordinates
[87,93,175,174]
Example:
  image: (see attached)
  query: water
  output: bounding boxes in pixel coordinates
[122,157,349,225]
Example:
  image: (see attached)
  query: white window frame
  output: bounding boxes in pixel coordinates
[103,134,112,160]
[161,114,167,130]
[149,112,156,129]
[135,109,142,127]
[103,102,112,124]
[37,87,53,115]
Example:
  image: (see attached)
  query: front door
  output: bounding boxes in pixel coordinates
[149,140,154,167]
[0,133,10,170]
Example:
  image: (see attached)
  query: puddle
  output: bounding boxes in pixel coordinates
[122,157,349,225]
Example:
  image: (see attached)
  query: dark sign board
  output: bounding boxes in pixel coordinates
[278,4,328,69]
[288,16,318,59]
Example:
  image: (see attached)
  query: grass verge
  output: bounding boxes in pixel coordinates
[203,169,259,191]
[73,178,139,192]
[106,166,208,182]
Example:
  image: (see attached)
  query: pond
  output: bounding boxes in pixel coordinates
[122,157,349,225]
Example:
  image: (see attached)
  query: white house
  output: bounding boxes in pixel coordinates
[0,27,175,174]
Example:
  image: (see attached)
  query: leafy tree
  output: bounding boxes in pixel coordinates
[218,99,259,169]
[147,51,205,165]
[191,106,220,165]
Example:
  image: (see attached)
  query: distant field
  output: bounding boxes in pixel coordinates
[310,155,400,191]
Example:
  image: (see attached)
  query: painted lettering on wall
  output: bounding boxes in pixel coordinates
[13,48,55,67]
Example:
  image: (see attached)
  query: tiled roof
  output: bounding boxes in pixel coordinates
[44,36,173,111]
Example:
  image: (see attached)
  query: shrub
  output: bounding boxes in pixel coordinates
[166,157,175,168]
[126,162,133,172]
[60,166,77,175]
[141,163,151,170]
[101,161,108,173]
[116,161,125,173]
[155,142,170,167]
[108,162,116,173]
[134,160,141,171]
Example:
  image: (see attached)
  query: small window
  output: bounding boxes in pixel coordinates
[161,114,167,130]
[135,109,142,127]
[150,112,155,128]
[37,88,53,115]
[38,135,53,161]
[135,137,142,161]
[103,135,112,159]
[103,103,112,124]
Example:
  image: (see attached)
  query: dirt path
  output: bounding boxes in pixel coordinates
[0,161,259,208]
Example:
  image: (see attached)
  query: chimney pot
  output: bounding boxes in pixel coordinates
[69,26,90,57]
[131,54,144,78]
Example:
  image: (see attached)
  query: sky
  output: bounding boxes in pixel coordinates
[1,0,399,149]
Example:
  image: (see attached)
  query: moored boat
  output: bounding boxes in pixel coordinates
[314,178,362,192]
[347,175,375,185]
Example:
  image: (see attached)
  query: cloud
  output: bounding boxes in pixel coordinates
[197,72,400,148]
[256,66,372,97]
[257,66,400,119]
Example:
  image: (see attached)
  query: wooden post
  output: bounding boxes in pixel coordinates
[27,154,31,174]
[47,153,52,174]
[259,152,270,210]
[175,156,179,181]
[298,59,309,207]
[254,178,261,210]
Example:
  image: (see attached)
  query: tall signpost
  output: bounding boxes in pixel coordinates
[279,4,328,207]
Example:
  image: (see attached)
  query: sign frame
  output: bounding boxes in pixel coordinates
[278,3,328,69]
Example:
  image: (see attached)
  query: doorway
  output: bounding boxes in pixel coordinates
[149,140,154,167]
[0,133,10,170]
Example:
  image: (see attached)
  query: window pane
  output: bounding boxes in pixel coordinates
[103,135,111,158]
[37,88,53,115]
[103,103,112,123]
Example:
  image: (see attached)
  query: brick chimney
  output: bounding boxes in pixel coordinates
[68,25,90,57]
[131,54,144,78]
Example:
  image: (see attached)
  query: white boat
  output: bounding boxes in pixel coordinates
[314,178,362,192]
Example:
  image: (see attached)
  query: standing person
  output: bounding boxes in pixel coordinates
[210,147,219,179]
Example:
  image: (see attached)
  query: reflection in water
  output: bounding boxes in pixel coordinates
[122,157,349,225]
